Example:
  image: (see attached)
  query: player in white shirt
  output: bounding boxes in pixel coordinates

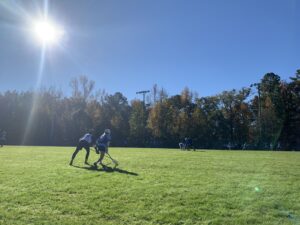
[69,133,93,165]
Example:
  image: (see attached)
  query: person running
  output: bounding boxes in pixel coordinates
[70,132,93,165]
[93,129,111,168]
[182,137,196,151]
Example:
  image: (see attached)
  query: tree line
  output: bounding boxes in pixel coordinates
[0,70,299,150]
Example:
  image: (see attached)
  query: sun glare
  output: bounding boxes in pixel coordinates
[33,19,64,45]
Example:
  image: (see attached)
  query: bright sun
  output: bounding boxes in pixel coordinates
[33,19,64,45]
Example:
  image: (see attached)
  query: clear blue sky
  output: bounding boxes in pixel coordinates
[0,0,299,101]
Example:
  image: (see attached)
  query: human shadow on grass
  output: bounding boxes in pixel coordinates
[181,150,206,152]
[72,165,138,176]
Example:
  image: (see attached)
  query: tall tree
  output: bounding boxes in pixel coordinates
[259,73,285,148]
[100,92,130,146]
[129,100,148,146]
[218,88,251,147]
[68,76,95,143]
[279,70,300,150]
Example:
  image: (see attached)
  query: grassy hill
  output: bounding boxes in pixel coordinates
[0,146,299,225]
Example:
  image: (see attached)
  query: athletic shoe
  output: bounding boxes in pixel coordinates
[101,164,107,171]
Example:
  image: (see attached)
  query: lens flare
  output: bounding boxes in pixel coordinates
[33,19,64,45]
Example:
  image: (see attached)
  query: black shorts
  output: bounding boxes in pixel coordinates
[77,140,90,151]
[96,144,106,153]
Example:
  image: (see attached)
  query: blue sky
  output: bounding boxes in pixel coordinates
[0,0,299,101]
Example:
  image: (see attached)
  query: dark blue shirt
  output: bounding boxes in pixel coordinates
[96,133,111,147]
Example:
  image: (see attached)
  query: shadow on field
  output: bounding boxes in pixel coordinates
[181,150,206,152]
[72,165,138,176]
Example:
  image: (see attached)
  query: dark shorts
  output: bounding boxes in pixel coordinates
[96,144,106,153]
[77,140,90,151]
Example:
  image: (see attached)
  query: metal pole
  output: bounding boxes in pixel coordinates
[257,84,262,147]
[251,83,262,148]
[136,90,150,105]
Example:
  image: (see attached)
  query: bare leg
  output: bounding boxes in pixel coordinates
[70,147,80,165]
[94,151,105,167]
[84,147,90,164]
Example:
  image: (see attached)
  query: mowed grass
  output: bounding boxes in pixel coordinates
[0,146,299,225]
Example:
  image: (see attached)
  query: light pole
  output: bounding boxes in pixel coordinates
[136,90,150,105]
[251,83,262,147]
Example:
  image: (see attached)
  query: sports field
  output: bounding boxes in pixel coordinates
[0,146,299,225]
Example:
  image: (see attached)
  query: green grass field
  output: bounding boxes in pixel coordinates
[0,146,299,225]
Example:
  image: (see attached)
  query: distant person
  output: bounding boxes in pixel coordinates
[226,142,232,150]
[0,130,6,147]
[69,132,93,166]
[179,142,185,150]
[277,142,281,150]
[242,143,247,150]
[184,137,195,151]
[178,137,188,150]
[93,129,111,168]
[184,137,189,149]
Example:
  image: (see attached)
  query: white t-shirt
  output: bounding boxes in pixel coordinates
[80,133,92,144]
